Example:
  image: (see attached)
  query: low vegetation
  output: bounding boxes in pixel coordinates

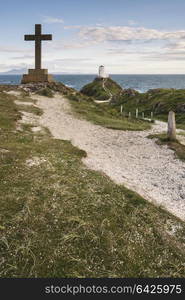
[36,87,54,98]
[111,88,185,129]
[0,89,185,277]
[69,96,151,131]
[80,77,122,100]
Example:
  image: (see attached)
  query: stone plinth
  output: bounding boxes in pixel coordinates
[21,69,54,84]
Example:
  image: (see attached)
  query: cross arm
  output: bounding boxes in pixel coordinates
[41,34,52,40]
[25,35,35,41]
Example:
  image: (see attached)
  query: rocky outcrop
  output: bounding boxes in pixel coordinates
[19,82,75,95]
[0,82,75,96]
[121,88,139,97]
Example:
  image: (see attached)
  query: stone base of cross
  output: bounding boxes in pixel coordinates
[21,69,54,84]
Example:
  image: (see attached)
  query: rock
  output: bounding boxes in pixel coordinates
[122,88,139,97]
[18,82,74,95]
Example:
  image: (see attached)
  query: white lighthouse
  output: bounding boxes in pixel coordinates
[98,65,108,78]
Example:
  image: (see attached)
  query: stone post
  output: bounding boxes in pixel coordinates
[120,105,123,115]
[167,111,176,140]
[142,112,144,119]
[136,108,138,118]
[128,112,131,118]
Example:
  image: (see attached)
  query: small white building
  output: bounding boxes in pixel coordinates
[98,65,109,78]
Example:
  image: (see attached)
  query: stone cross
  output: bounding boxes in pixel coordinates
[167,111,176,140]
[25,24,52,70]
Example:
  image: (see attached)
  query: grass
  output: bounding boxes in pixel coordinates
[0,90,185,278]
[112,88,185,130]
[15,103,43,116]
[155,114,185,130]
[178,131,185,137]
[36,87,54,98]
[69,97,151,131]
[80,77,122,100]
[0,91,21,129]
[12,93,43,116]
[148,133,185,161]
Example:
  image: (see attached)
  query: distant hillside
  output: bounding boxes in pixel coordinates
[80,77,123,100]
[0,68,27,75]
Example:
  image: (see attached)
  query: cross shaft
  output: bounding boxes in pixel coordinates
[25,24,52,70]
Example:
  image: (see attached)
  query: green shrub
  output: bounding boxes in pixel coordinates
[37,87,54,98]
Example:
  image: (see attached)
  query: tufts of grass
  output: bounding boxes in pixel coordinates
[0,91,185,278]
[36,87,54,98]
[16,104,43,116]
[0,92,21,129]
[12,93,43,116]
[156,114,185,130]
[178,131,185,137]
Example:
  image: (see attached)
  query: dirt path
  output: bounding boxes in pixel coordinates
[28,94,185,221]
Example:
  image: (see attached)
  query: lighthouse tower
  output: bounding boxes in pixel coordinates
[98,65,108,78]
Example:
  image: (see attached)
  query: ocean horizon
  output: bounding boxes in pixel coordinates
[1,74,185,93]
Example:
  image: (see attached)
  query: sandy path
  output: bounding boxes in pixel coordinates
[32,94,185,221]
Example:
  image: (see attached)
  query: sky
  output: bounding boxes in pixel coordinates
[1,0,185,74]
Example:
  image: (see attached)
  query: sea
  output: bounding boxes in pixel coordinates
[1,74,185,93]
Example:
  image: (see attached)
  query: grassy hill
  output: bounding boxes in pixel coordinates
[111,88,185,129]
[80,77,123,100]
[67,82,151,131]
[69,97,151,131]
[0,87,185,277]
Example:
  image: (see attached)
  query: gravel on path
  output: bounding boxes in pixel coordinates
[28,94,185,221]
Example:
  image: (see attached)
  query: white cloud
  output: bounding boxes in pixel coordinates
[64,25,82,29]
[63,40,98,49]
[51,39,98,50]
[164,41,185,52]
[49,58,93,63]
[43,16,64,24]
[11,55,34,60]
[78,26,185,42]
[0,46,29,53]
